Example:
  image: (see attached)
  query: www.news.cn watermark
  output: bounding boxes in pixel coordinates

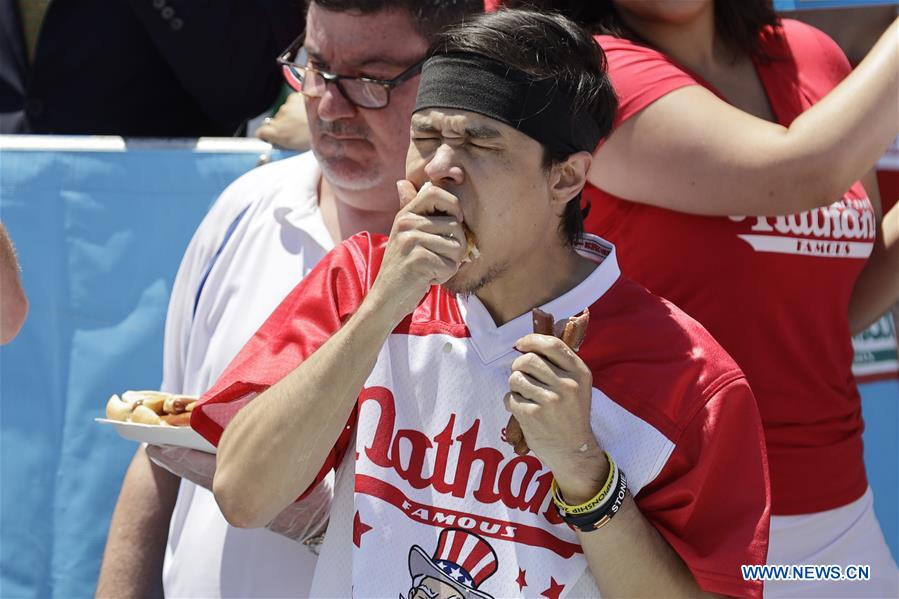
[742,564,871,582]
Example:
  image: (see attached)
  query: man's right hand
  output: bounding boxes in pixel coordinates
[215,182,469,527]
[370,180,468,323]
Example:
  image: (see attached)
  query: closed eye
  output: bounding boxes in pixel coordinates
[412,137,500,151]
[411,138,442,150]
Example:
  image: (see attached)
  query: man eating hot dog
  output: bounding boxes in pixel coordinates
[200,9,771,598]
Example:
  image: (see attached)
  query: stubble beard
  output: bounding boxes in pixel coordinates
[443,261,507,297]
[311,120,381,191]
[312,145,382,191]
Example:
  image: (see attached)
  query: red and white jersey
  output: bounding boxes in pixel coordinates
[194,233,770,598]
[586,20,874,515]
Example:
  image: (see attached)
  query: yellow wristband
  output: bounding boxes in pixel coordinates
[552,451,617,516]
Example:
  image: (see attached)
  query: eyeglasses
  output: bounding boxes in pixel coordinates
[277,35,425,110]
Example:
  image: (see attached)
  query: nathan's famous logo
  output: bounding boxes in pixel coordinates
[358,387,561,523]
[356,386,589,558]
[729,198,874,258]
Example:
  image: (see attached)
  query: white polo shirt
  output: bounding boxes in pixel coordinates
[161,152,332,598]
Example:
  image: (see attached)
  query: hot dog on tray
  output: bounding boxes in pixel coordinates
[105,390,197,427]
[504,308,590,456]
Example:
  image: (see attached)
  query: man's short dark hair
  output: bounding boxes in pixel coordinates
[308,0,484,42]
[432,9,618,245]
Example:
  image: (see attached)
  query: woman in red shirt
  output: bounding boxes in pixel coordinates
[497,1,899,596]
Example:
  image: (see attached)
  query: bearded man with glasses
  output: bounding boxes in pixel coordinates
[95,2,482,598]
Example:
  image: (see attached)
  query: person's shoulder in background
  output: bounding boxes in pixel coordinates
[769,19,852,86]
[173,151,320,294]
[204,152,320,231]
[594,34,702,128]
[782,5,898,65]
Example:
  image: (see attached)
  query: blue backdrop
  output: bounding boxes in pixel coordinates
[0,138,285,598]
[0,134,896,598]
[775,1,897,8]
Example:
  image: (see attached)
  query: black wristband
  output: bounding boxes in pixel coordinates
[559,469,628,533]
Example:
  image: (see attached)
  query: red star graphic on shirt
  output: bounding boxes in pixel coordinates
[541,577,565,599]
[353,511,372,548]
[515,568,528,591]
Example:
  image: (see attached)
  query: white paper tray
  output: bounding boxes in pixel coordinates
[95,418,216,454]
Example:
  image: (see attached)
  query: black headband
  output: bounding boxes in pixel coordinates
[413,52,602,155]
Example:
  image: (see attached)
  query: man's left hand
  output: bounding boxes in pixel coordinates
[505,333,609,503]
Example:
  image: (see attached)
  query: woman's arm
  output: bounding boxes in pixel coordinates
[850,170,899,333]
[590,19,899,216]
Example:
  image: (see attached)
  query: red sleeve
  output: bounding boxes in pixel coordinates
[191,232,385,495]
[753,21,850,124]
[634,377,771,599]
[780,19,851,85]
[596,35,703,129]
[808,27,851,83]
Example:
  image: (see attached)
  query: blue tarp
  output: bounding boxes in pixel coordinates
[0,139,896,597]
[0,139,281,598]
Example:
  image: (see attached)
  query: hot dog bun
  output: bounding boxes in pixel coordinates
[463,225,480,262]
[131,404,163,425]
[105,394,133,421]
[560,310,590,351]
